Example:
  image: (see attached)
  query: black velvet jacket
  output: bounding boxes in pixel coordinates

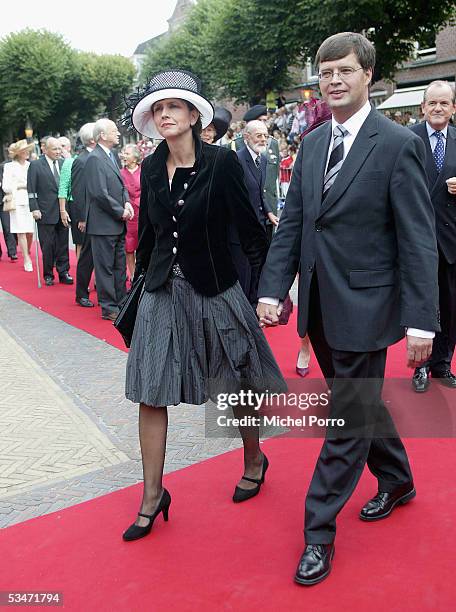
[135,137,269,297]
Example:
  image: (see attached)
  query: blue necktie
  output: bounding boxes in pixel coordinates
[433,131,445,172]
[109,150,118,168]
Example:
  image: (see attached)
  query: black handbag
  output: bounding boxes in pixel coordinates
[114,272,145,348]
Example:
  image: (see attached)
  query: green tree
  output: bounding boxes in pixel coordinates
[0,29,136,142]
[283,0,456,81]
[140,0,223,99]
[0,29,73,139]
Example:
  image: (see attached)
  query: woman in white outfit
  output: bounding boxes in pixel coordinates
[3,140,35,271]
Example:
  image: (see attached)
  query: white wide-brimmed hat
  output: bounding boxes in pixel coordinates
[129,69,214,139]
[8,139,34,159]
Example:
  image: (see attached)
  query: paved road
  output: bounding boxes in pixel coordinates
[0,290,248,528]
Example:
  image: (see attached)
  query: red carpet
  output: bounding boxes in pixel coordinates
[1,247,456,610]
[2,437,455,611]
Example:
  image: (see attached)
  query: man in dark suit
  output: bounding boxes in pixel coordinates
[411,81,456,392]
[85,118,133,320]
[257,32,440,585]
[72,123,96,308]
[234,105,280,229]
[230,120,273,303]
[28,137,72,286]
[0,161,18,261]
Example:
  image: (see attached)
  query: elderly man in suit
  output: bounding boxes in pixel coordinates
[230,120,273,303]
[85,118,134,320]
[411,81,456,392]
[28,137,73,286]
[257,32,440,585]
[72,122,96,308]
[234,105,280,238]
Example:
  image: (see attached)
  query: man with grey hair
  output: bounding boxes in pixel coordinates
[411,80,456,392]
[229,120,275,303]
[73,122,96,307]
[28,137,73,285]
[84,118,134,320]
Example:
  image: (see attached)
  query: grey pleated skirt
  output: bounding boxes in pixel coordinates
[125,275,287,406]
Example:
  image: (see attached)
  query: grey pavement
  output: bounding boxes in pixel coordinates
[0,289,250,529]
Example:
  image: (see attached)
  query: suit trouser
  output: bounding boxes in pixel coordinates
[37,220,70,279]
[90,234,126,314]
[304,275,413,544]
[0,208,17,257]
[424,254,456,373]
[76,232,94,299]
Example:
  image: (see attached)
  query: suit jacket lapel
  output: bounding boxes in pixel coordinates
[260,155,267,191]
[312,122,331,210]
[432,126,456,196]
[318,109,378,218]
[416,122,439,190]
[245,151,262,186]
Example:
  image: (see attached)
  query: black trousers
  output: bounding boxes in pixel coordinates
[76,232,94,299]
[304,275,413,544]
[90,234,126,314]
[37,220,70,279]
[0,208,17,257]
[424,254,456,374]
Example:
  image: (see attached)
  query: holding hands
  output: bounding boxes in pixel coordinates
[122,202,135,221]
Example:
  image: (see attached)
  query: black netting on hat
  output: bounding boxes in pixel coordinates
[121,69,203,133]
[148,70,201,94]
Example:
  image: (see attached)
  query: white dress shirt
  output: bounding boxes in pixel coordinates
[260,101,433,339]
[98,143,113,159]
[426,121,448,153]
[45,155,59,175]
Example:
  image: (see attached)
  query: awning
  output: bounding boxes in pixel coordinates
[377,86,426,110]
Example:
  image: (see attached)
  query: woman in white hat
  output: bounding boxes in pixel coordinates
[121,69,286,541]
[2,140,35,271]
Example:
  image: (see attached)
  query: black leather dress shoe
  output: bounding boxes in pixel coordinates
[76,297,94,308]
[431,370,456,389]
[360,483,416,521]
[294,544,335,586]
[44,276,54,286]
[412,367,430,393]
[59,273,74,285]
[10,254,18,261]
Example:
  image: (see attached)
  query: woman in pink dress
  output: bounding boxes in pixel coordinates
[120,144,142,280]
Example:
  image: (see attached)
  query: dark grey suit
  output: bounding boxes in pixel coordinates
[229,146,269,304]
[259,107,440,543]
[85,144,128,315]
[72,149,94,300]
[28,156,69,279]
[411,121,456,372]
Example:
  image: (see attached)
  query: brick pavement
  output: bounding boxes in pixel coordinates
[0,290,249,528]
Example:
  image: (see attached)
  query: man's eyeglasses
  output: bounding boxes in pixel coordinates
[318,67,364,82]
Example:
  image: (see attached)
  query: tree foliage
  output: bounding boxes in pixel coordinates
[139,0,455,104]
[0,29,136,141]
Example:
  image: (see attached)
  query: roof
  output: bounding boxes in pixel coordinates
[133,32,167,56]
[377,86,426,110]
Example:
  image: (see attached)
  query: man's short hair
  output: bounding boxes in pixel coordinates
[93,118,114,143]
[315,32,376,72]
[78,122,96,147]
[423,80,455,104]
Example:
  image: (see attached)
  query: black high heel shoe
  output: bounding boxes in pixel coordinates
[232,454,269,503]
[122,488,171,541]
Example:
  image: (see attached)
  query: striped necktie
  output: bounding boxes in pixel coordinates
[254,154,261,169]
[433,131,445,172]
[323,125,348,199]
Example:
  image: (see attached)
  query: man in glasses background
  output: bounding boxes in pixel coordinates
[257,32,440,585]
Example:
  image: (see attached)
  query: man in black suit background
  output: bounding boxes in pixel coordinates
[85,118,133,320]
[72,122,96,308]
[28,137,73,286]
[230,120,275,303]
[411,81,456,392]
[257,32,440,584]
